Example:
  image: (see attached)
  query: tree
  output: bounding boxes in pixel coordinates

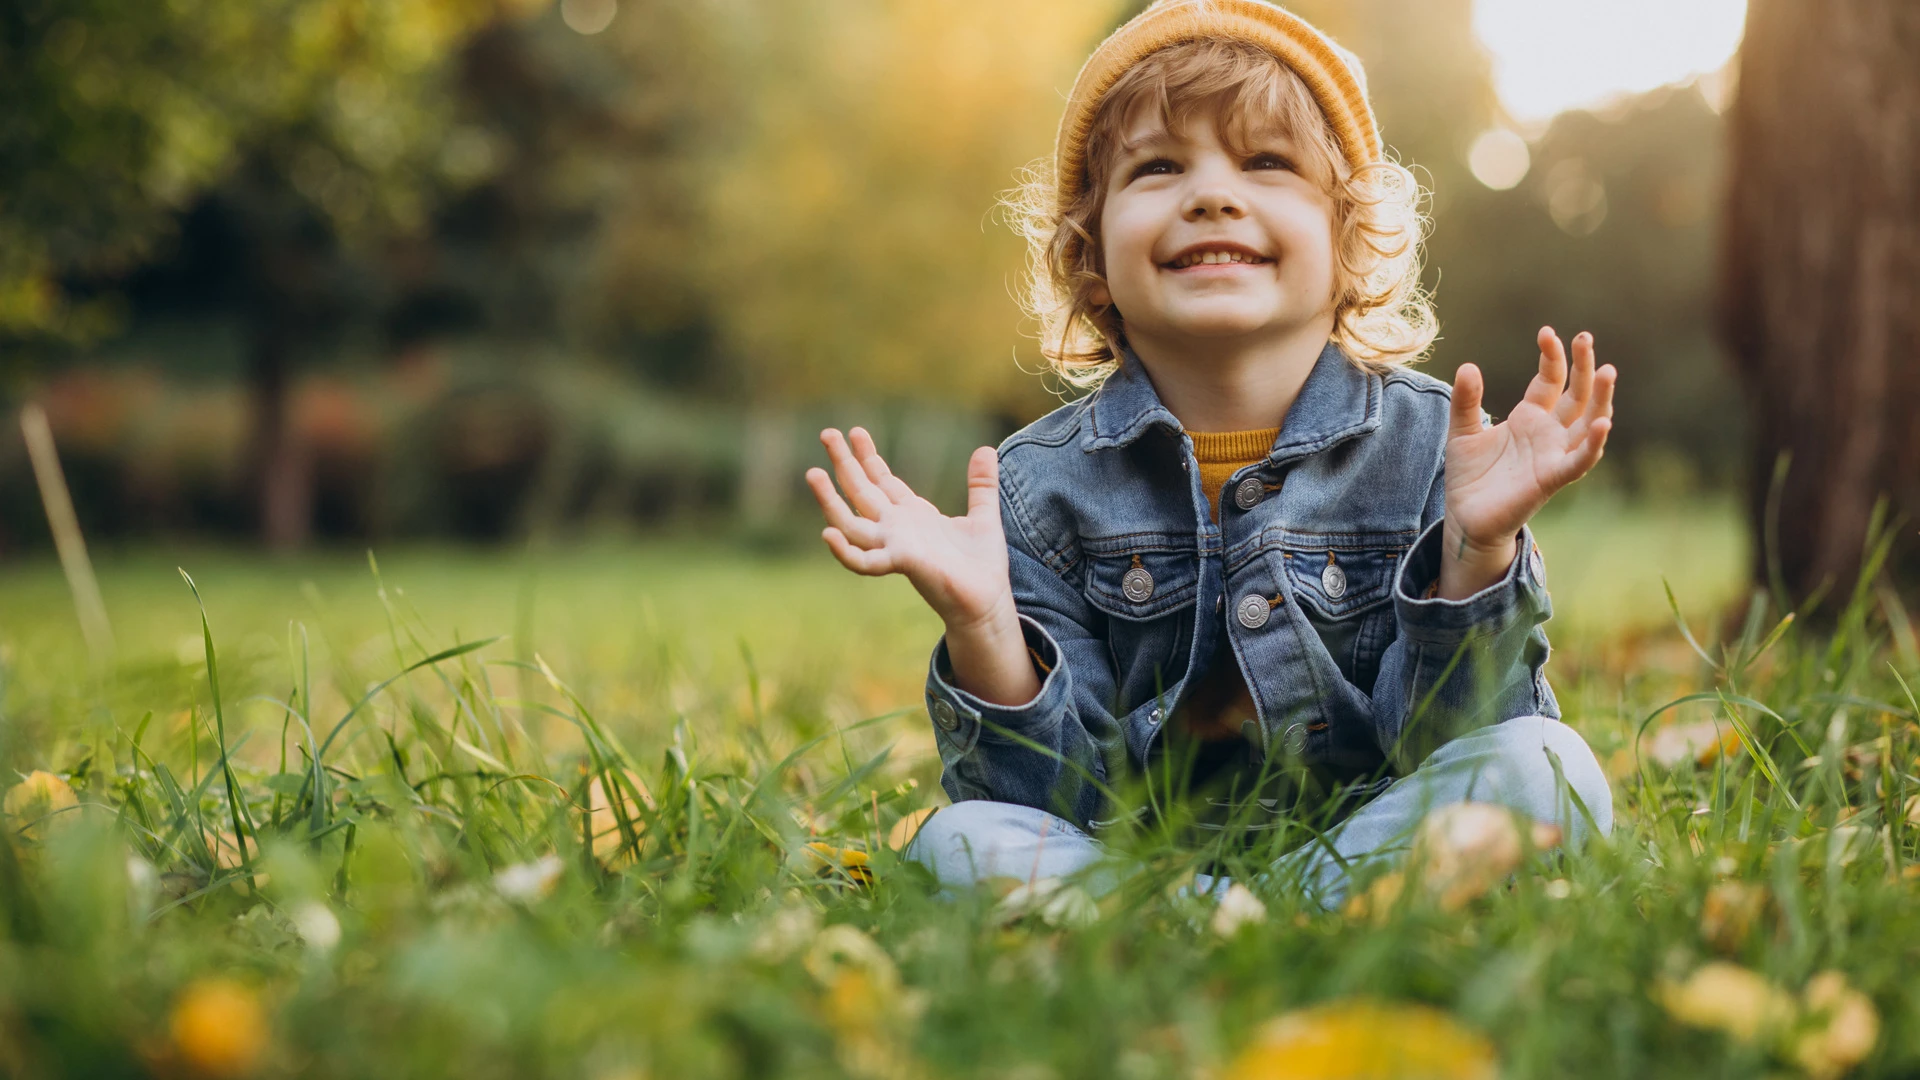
[1720,0,1920,604]
[2,0,533,546]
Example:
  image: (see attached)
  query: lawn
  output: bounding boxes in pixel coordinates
[2,495,1915,1079]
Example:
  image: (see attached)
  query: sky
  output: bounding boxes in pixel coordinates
[1474,0,1749,125]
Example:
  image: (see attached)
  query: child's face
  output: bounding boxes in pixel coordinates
[1093,98,1337,352]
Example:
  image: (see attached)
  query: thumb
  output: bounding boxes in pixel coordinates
[1449,363,1486,439]
[964,446,1002,526]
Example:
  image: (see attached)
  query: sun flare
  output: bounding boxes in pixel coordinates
[1474,0,1749,125]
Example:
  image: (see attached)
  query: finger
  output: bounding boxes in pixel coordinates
[1526,326,1567,410]
[805,466,883,547]
[964,446,1003,526]
[1449,363,1486,438]
[1545,417,1611,490]
[1559,332,1595,422]
[822,526,894,576]
[1586,363,1617,425]
[848,426,917,503]
[820,428,890,518]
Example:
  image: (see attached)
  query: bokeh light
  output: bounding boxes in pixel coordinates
[561,0,616,36]
[1467,128,1531,190]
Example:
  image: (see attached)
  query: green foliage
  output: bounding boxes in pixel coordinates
[1,509,1917,1077]
[0,0,523,363]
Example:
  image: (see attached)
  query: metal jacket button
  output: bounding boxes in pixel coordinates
[1321,558,1348,600]
[1233,477,1265,511]
[1529,546,1547,586]
[1121,566,1155,603]
[1282,722,1308,756]
[931,699,960,732]
[1237,594,1272,629]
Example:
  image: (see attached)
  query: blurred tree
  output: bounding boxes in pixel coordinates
[1721,0,1920,602]
[2,0,537,546]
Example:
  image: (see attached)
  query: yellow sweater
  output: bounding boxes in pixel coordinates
[1178,428,1279,742]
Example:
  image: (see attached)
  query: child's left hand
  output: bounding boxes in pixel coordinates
[1439,327,1616,599]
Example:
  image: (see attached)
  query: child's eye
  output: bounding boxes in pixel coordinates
[1129,158,1178,180]
[1246,153,1294,172]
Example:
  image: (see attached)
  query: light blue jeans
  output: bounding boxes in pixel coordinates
[905,716,1612,908]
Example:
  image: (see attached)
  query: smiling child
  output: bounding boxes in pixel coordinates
[804,0,1618,905]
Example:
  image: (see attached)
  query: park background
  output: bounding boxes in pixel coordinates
[3,1,1920,1078]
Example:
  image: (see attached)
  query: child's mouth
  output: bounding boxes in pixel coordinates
[1162,248,1273,271]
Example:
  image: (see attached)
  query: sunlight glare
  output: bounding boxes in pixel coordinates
[1474,0,1748,125]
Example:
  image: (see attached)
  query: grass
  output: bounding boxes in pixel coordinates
[2,497,1917,1079]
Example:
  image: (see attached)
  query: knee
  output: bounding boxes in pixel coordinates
[1478,717,1615,843]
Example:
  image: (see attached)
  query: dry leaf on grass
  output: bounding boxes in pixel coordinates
[1796,972,1879,1079]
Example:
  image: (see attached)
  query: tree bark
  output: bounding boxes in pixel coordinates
[1720,0,1920,608]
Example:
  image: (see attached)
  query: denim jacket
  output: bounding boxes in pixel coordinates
[922,342,1557,828]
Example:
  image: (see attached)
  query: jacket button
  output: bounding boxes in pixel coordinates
[1121,566,1155,603]
[931,699,961,732]
[1282,722,1308,756]
[1233,477,1265,510]
[1529,546,1547,586]
[1236,594,1271,629]
[1321,561,1348,600]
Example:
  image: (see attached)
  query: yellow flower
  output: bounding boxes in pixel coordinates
[1795,972,1878,1079]
[806,842,874,886]
[1225,999,1497,1080]
[169,977,268,1078]
[1657,962,1796,1043]
[4,770,77,840]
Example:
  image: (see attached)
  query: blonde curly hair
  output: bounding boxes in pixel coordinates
[1011,38,1435,389]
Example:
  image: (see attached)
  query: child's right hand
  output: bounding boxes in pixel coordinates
[804,427,1016,636]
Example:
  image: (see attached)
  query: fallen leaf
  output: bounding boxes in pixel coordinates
[1657,962,1796,1043]
[1410,803,1560,911]
[1795,972,1878,1079]
[1700,882,1768,953]
[4,770,77,840]
[886,807,937,851]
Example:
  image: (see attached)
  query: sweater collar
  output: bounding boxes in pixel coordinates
[1082,339,1382,464]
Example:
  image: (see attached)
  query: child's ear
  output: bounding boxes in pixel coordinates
[1089,280,1112,307]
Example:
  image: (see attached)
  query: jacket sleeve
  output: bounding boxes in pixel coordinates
[1369,470,1558,771]
[922,489,1122,829]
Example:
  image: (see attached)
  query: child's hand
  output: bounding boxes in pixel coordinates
[806,426,1012,628]
[806,428,1040,707]
[1439,327,1616,599]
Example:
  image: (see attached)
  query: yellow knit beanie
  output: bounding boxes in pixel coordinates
[1054,0,1382,213]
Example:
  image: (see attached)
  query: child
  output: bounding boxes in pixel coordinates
[804,0,1616,906]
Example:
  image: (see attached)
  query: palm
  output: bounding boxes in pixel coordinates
[1446,328,1616,545]
[805,427,1012,629]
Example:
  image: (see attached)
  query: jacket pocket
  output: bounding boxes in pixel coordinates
[1078,534,1199,713]
[1280,539,1405,692]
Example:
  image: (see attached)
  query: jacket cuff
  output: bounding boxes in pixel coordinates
[1392,519,1550,643]
[924,613,1069,757]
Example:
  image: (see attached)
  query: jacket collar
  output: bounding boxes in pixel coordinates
[1082,339,1382,463]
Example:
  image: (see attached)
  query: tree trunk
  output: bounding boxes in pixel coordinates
[249,322,312,552]
[1720,0,1920,608]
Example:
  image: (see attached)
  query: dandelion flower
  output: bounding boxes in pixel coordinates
[169,977,267,1078]
[1226,999,1497,1080]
